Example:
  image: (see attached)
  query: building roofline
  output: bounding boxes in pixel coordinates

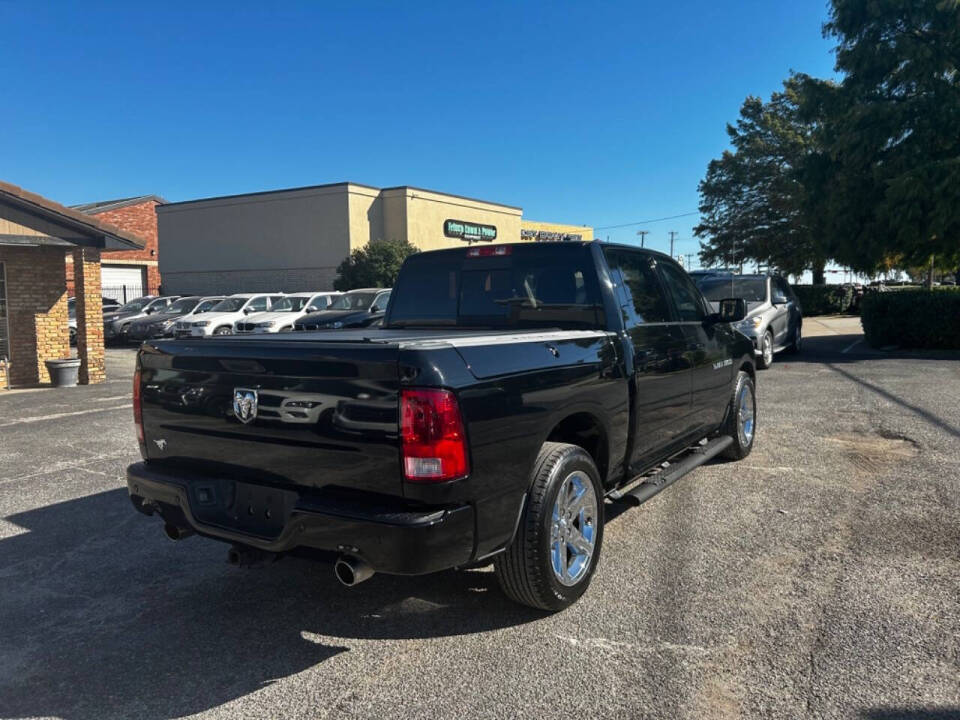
[0,180,145,250]
[156,181,522,212]
[380,186,523,211]
[72,195,168,214]
[156,182,380,210]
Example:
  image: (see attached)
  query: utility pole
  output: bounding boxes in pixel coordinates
[686,253,695,269]
[668,231,678,259]
[636,230,649,248]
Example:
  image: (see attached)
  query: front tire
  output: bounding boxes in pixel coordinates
[494,442,604,611]
[757,330,774,369]
[720,370,756,460]
[787,324,802,354]
[213,326,232,335]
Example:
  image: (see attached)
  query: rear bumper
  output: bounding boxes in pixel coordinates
[126,462,475,575]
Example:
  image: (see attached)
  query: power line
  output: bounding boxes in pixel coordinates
[595,211,699,231]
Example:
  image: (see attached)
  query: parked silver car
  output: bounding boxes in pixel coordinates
[696,273,802,368]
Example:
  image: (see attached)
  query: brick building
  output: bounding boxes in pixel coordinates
[0,181,143,389]
[68,195,165,301]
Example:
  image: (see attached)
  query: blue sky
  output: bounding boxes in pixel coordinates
[1,1,837,264]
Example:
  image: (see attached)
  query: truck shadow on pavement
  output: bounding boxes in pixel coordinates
[0,488,541,720]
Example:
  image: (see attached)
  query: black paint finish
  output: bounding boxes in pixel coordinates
[128,242,754,575]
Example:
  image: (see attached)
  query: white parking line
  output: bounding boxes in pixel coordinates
[841,339,862,354]
[0,404,131,428]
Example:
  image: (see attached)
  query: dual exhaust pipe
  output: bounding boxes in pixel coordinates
[163,521,373,586]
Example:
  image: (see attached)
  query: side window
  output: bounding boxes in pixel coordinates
[246,296,269,313]
[774,277,792,302]
[372,292,391,312]
[658,262,706,322]
[603,249,670,324]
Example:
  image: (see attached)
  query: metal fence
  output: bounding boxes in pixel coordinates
[101,284,145,304]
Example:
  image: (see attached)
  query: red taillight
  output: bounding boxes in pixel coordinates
[466,245,511,257]
[400,388,469,482]
[133,365,144,446]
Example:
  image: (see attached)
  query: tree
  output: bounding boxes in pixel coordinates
[823,0,960,284]
[694,75,832,283]
[333,239,419,291]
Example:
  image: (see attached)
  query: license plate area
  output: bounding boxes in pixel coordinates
[189,479,296,539]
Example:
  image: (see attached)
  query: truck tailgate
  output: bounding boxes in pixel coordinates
[137,338,402,497]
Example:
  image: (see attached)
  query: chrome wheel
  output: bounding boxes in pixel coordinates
[550,470,598,586]
[761,332,773,367]
[737,383,755,447]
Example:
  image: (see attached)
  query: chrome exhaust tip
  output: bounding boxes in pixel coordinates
[163,523,194,541]
[334,555,374,587]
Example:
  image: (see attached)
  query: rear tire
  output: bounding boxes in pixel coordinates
[494,442,604,612]
[720,371,756,460]
[757,331,774,369]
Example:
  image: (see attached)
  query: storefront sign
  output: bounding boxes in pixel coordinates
[444,219,497,242]
[520,229,583,243]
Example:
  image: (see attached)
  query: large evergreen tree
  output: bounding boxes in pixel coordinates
[694,75,831,282]
[823,0,960,281]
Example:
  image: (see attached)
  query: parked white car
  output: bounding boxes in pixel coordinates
[234,292,341,334]
[178,293,283,337]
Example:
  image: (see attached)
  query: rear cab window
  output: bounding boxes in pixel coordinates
[386,244,604,330]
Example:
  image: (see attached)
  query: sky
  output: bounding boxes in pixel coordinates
[1,1,838,266]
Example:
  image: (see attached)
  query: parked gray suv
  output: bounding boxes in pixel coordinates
[696,273,802,368]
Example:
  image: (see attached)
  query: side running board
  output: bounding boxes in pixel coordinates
[610,435,734,507]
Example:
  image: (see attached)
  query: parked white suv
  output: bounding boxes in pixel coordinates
[234,292,341,334]
[179,294,283,337]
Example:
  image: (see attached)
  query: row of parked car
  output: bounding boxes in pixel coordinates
[98,288,393,343]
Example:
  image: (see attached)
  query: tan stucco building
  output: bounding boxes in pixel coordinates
[157,182,591,294]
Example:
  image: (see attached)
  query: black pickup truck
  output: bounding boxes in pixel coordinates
[128,242,756,611]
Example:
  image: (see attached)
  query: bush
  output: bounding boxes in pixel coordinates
[860,288,960,349]
[791,284,855,315]
[333,239,419,291]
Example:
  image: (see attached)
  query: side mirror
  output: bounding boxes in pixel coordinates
[772,293,788,305]
[305,306,317,314]
[718,297,747,322]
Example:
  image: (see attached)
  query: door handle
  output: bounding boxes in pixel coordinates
[545,343,559,358]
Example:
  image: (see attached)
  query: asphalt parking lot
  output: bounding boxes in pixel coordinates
[1,322,958,720]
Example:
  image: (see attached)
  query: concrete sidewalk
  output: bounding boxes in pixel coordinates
[802,314,863,337]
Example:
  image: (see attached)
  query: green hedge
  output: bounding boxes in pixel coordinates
[860,288,960,349]
[791,284,855,315]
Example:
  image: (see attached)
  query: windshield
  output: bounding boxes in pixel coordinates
[696,277,768,302]
[210,298,247,313]
[194,299,222,313]
[271,296,310,312]
[387,245,603,330]
[117,298,151,313]
[329,292,377,310]
[167,298,199,313]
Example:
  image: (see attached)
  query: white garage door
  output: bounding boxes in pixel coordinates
[101,266,145,303]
